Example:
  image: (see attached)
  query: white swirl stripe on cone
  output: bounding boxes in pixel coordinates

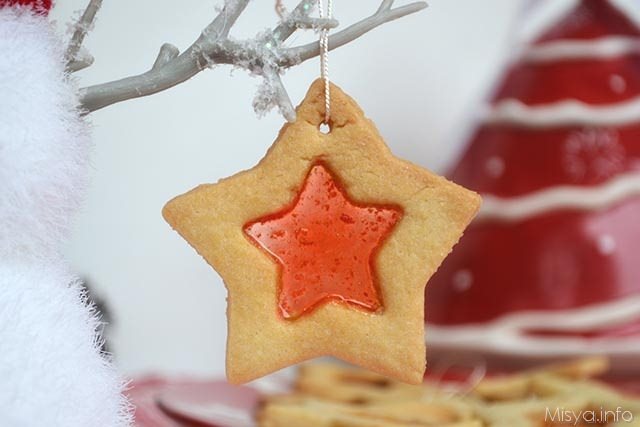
[427,295,640,356]
[0,6,130,427]
[522,36,640,63]
[476,172,640,224]
[483,96,640,128]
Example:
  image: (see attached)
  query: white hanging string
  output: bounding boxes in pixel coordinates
[317,0,333,125]
[275,0,287,19]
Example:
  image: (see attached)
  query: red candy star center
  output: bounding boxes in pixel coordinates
[244,163,402,319]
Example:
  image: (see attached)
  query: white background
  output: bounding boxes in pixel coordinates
[49,0,638,378]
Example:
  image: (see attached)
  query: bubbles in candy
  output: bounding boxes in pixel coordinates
[245,163,402,319]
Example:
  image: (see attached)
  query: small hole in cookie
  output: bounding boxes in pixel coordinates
[319,122,331,134]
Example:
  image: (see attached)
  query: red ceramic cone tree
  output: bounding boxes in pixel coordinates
[427,0,640,371]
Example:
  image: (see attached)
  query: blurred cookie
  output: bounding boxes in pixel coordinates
[258,358,640,427]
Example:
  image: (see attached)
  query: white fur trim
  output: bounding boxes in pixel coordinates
[0,7,89,261]
[0,262,132,427]
[0,8,130,426]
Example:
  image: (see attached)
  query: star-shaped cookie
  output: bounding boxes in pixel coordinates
[163,80,481,384]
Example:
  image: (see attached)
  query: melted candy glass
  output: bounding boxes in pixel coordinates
[244,163,402,319]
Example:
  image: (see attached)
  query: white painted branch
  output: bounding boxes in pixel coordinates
[264,68,296,122]
[78,0,250,112]
[78,0,427,117]
[279,1,428,66]
[66,0,102,72]
[292,17,339,30]
[152,44,180,70]
[377,0,396,13]
[67,48,94,72]
[272,0,316,43]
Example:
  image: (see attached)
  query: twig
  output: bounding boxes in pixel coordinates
[67,48,94,72]
[65,0,102,72]
[78,0,251,112]
[78,0,427,118]
[264,68,296,122]
[377,0,396,13]
[152,44,180,70]
[279,1,428,66]
[293,17,339,30]
[272,0,315,43]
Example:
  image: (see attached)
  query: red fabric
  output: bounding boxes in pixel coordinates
[0,0,52,14]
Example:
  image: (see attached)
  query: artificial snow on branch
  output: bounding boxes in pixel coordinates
[65,0,102,72]
[76,0,427,121]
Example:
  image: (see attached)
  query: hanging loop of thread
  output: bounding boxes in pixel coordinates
[317,0,332,125]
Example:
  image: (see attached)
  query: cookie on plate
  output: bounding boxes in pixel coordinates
[258,358,640,427]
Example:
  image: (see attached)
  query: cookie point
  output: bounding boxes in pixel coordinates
[161,200,174,223]
[161,196,183,228]
[297,80,365,129]
[469,190,483,214]
[407,370,426,385]
[226,365,254,385]
[225,375,244,385]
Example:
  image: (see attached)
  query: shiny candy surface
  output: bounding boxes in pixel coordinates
[245,163,402,319]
